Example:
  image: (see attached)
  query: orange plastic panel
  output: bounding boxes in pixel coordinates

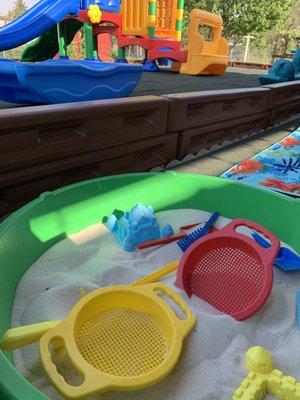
[122,0,149,35]
[155,0,177,40]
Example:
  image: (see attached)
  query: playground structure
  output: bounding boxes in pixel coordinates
[19,0,229,73]
[0,0,229,104]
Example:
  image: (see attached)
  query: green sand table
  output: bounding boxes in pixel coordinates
[0,172,299,399]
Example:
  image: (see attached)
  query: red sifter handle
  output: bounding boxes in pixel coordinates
[218,219,280,266]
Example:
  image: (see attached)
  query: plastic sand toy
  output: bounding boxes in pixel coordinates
[232,346,300,399]
[106,203,174,251]
[175,219,280,320]
[2,284,196,399]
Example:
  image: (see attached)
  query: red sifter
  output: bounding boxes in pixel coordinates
[175,219,280,320]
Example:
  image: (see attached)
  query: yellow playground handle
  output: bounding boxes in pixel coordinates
[1,261,179,351]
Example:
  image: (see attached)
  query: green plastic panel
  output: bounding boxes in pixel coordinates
[177,0,185,9]
[149,2,156,15]
[176,20,183,31]
[0,172,299,399]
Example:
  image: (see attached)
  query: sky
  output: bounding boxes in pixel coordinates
[0,0,38,15]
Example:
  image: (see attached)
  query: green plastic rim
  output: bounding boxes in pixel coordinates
[0,172,299,399]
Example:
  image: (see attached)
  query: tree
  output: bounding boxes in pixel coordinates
[6,0,27,21]
[183,0,297,49]
[253,0,299,61]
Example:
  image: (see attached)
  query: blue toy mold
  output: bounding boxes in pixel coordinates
[107,203,174,252]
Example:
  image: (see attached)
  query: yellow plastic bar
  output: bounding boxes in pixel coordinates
[176,8,184,20]
[132,261,179,286]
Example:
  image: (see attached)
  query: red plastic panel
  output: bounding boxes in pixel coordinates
[149,39,181,51]
[148,50,187,63]
[119,37,149,49]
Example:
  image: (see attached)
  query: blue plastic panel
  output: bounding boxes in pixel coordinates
[0,58,143,105]
[0,58,45,104]
[293,49,300,79]
[82,0,121,12]
[296,291,300,330]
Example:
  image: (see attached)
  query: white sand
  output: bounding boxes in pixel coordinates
[11,209,300,400]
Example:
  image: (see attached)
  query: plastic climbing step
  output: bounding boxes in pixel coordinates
[21,19,83,62]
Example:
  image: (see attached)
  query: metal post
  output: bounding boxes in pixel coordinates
[243,35,253,63]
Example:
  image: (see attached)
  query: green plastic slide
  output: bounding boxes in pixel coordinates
[21,19,82,62]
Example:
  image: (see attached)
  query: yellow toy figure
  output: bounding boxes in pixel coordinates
[233,346,300,399]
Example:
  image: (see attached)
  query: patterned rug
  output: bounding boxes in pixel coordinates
[220,128,300,197]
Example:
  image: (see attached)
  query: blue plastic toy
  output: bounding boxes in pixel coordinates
[252,232,300,271]
[143,60,160,72]
[293,49,300,80]
[296,291,300,330]
[259,59,295,85]
[106,203,174,252]
[177,212,219,252]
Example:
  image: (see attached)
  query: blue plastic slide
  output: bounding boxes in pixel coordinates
[0,0,81,51]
